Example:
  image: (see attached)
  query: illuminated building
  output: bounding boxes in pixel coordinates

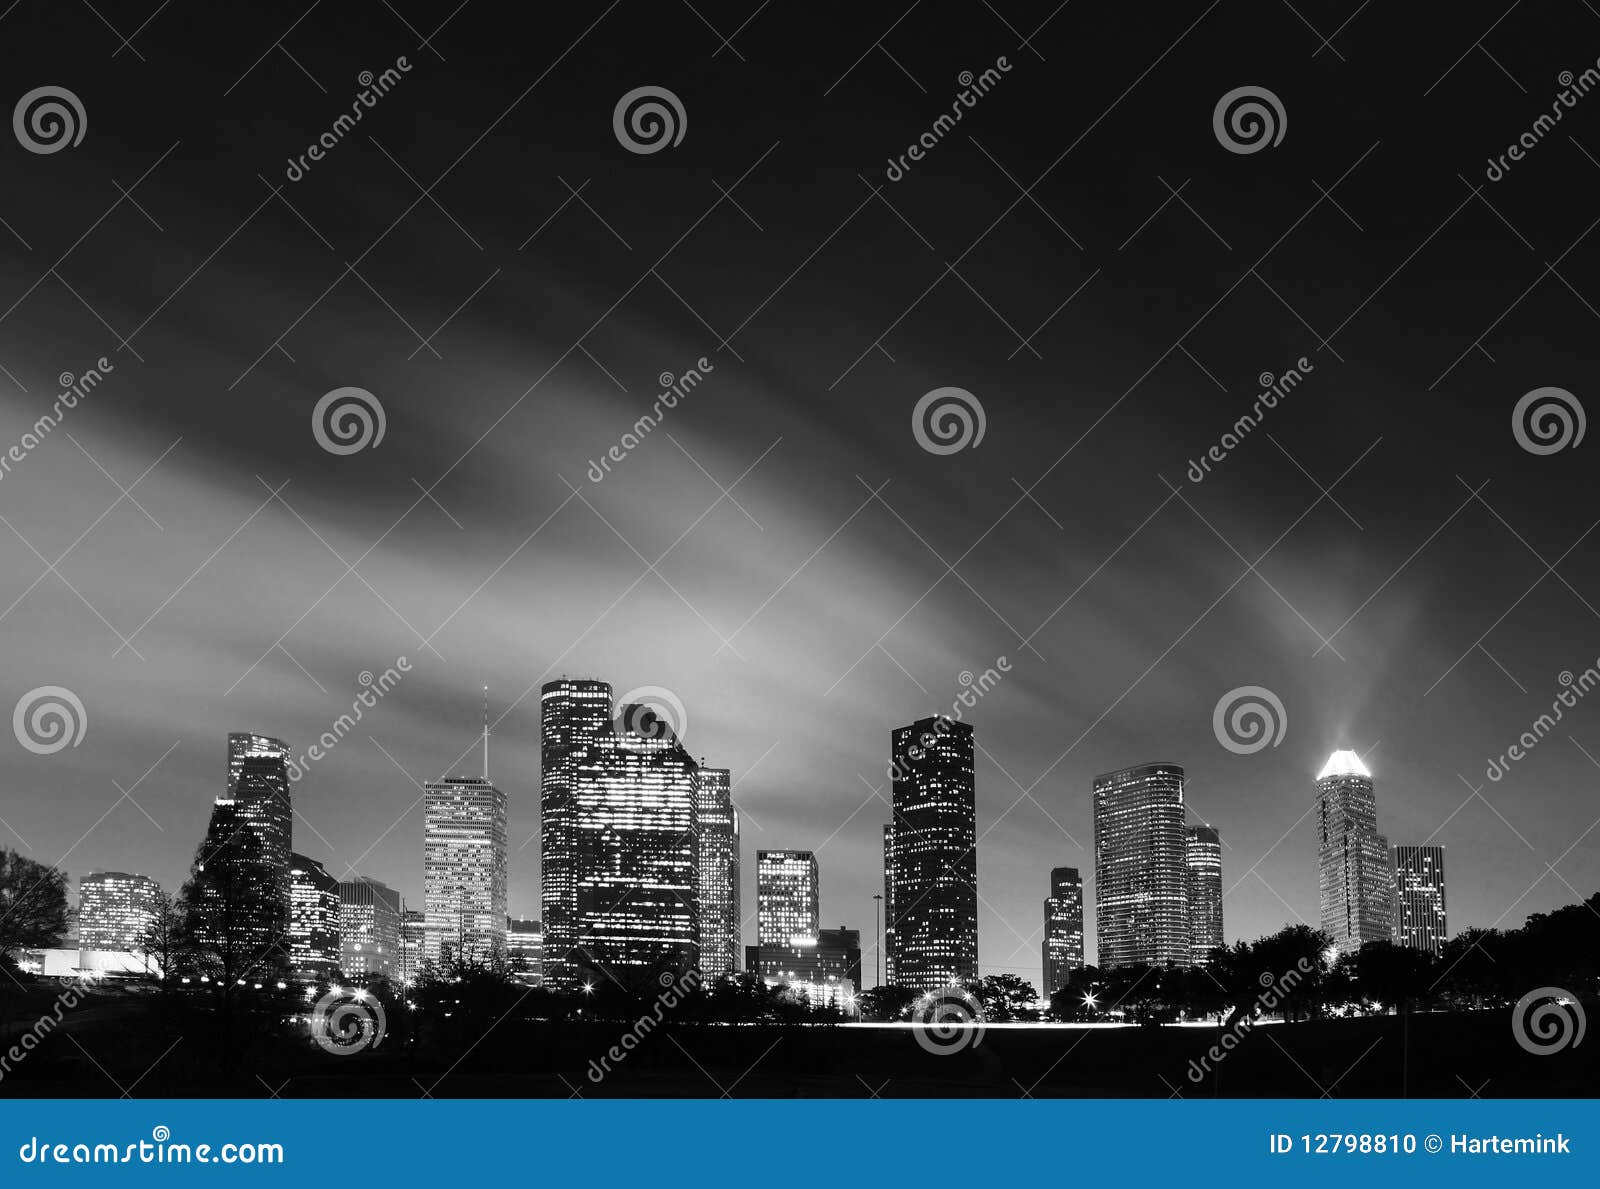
[883,717,978,992]
[1186,825,1224,963]
[1041,867,1084,993]
[882,823,896,985]
[1392,845,1447,956]
[757,849,819,977]
[816,926,861,988]
[338,875,402,978]
[539,678,614,987]
[188,734,293,974]
[695,766,741,979]
[1315,750,1394,954]
[507,915,544,985]
[77,871,160,953]
[400,909,425,983]
[424,777,507,964]
[1092,763,1189,968]
[287,854,341,976]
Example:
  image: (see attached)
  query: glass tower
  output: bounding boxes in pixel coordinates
[756,849,819,978]
[695,766,741,979]
[1042,866,1084,994]
[883,717,978,992]
[539,678,614,987]
[1392,844,1446,956]
[1185,825,1224,963]
[1092,763,1189,968]
[338,875,402,978]
[1315,750,1394,955]
[77,871,161,953]
[288,854,341,976]
[424,776,508,965]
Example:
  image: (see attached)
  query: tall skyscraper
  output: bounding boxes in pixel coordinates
[540,679,701,988]
[883,717,978,993]
[1093,763,1189,969]
[1041,866,1084,994]
[695,765,741,979]
[1185,825,1224,963]
[882,823,897,986]
[757,849,819,978]
[424,776,508,965]
[188,734,293,976]
[400,908,425,984]
[1315,750,1394,955]
[77,871,160,953]
[338,875,402,978]
[1392,845,1447,956]
[507,916,544,985]
[287,854,341,976]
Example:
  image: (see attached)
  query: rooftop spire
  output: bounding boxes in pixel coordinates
[482,684,490,781]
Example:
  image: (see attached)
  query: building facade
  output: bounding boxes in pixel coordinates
[1392,845,1447,956]
[287,855,341,976]
[507,915,544,985]
[1315,750,1394,955]
[883,717,979,992]
[339,875,402,978]
[1185,825,1224,963]
[1041,866,1084,994]
[1092,763,1189,968]
[77,871,161,953]
[400,908,425,984]
[695,765,740,979]
[424,774,508,965]
[539,678,614,988]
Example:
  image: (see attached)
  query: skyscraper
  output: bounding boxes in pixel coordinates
[400,908,425,984]
[77,871,160,953]
[1092,763,1189,969]
[695,765,741,979]
[539,678,615,987]
[424,775,508,965]
[882,823,897,986]
[187,734,293,977]
[1185,825,1224,963]
[287,855,341,976]
[338,875,402,978]
[1392,845,1447,956]
[883,717,978,992]
[757,849,820,978]
[1315,750,1394,955]
[1041,866,1084,995]
[507,916,544,985]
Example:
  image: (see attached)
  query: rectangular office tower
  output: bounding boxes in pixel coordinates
[757,849,819,978]
[1393,845,1447,956]
[287,854,341,976]
[1315,750,1394,955]
[507,916,543,985]
[424,775,508,964]
[77,871,161,953]
[540,678,702,989]
[696,766,741,979]
[339,875,403,978]
[1186,825,1224,964]
[1092,763,1189,969]
[1041,867,1084,995]
[883,717,978,993]
[186,734,293,978]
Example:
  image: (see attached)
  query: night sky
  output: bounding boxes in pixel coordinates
[3,1,1600,985]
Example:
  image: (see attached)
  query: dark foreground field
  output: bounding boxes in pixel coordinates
[2,988,1594,1097]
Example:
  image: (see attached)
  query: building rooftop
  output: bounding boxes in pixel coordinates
[1316,749,1371,781]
